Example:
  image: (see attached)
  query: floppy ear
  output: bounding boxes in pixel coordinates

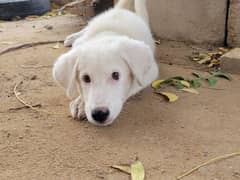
[53,49,80,99]
[116,38,159,96]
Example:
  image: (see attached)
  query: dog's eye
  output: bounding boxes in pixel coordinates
[112,72,120,81]
[82,74,91,83]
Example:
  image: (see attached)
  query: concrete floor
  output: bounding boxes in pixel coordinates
[0,15,240,180]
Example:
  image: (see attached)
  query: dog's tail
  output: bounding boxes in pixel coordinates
[115,0,149,24]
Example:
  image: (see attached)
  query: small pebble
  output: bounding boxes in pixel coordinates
[233,171,240,178]
[30,75,37,80]
[7,133,11,138]
[44,25,53,30]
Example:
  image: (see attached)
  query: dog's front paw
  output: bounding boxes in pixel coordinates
[69,97,86,120]
[64,34,76,47]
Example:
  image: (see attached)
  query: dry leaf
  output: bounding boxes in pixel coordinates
[199,53,209,58]
[58,11,64,16]
[131,161,145,180]
[25,15,39,20]
[197,56,211,64]
[111,165,131,174]
[192,57,200,61]
[190,48,228,68]
[151,79,165,89]
[46,11,58,17]
[156,91,179,102]
[208,63,215,68]
[52,42,60,49]
[41,15,51,19]
[218,47,229,53]
[155,39,161,45]
[181,88,199,94]
[211,59,219,63]
[180,80,191,88]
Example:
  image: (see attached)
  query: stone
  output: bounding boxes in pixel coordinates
[220,48,240,74]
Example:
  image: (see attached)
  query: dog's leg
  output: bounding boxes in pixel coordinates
[64,27,88,47]
[134,0,149,24]
[114,0,134,11]
[69,96,85,120]
[72,34,90,48]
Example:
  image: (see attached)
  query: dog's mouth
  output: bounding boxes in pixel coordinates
[88,117,115,126]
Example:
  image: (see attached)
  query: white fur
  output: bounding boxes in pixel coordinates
[53,0,159,126]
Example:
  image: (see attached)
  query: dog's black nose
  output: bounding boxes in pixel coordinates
[91,107,109,123]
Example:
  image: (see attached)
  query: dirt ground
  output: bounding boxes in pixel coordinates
[0,15,240,180]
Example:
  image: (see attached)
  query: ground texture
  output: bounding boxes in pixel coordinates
[0,15,240,180]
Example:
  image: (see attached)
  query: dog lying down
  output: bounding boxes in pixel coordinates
[53,0,159,126]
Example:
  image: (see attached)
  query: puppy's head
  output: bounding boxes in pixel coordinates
[53,37,158,126]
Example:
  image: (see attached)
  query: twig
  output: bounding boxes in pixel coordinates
[175,152,240,180]
[56,0,87,12]
[202,86,225,91]
[13,81,65,115]
[14,81,38,111]
[9,104,42,111]
[0,40,64,56]
[20,65,52,69]
[13,81,50,114]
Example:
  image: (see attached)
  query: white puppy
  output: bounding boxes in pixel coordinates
[53,0,159,126]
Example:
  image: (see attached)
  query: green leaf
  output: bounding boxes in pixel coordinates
[176,81,185,89]
[210,71,232,81]
[191,80,201,88]
[131,161,145,180]
[207,77,217,86]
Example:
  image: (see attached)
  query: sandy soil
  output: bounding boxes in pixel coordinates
[0,15,240,180]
